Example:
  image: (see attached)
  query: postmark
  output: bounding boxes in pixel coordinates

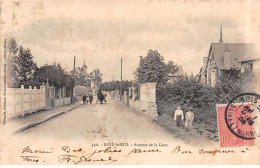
[224,93,260,140]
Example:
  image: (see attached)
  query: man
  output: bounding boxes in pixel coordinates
[185,107,195,129]
[89,93,93,104]
[82,94,87,104]
[97,90,104,104]
[174,106,184,128]
[103,92,107,103]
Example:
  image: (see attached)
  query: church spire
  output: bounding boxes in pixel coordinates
[219,25,223,43]
[82,59,87,69]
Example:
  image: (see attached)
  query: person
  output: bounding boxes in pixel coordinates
[174,106,184,128]
[185,107,194,129]
[86,94,89,104]
[97,90,103,104]
[89,93,93,104]
[103,92,107,103]
[82,94,87,104]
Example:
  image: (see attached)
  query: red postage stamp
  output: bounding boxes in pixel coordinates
[217,104,255,147]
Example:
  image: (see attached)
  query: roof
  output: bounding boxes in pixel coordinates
[239,51,260,63]
[207,43,255,70]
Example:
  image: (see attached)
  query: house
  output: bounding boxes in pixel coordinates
[200,26,256,87]
[239,51,260,90]
[168,65,184,83]
[239,51,260,73]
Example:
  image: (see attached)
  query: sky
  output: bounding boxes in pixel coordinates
[1,0,260,81]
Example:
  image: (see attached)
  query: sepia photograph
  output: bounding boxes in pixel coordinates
[0,0,260,165]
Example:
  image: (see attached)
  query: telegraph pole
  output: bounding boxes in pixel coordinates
[120,58,122,101]
[74,56,76,71]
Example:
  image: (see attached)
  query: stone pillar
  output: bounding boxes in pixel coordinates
[29,86,32,113]
[140,82,158,120]
[21,85,24,117]
[13,88,16,116]
[128,87,132,99]
[62,87,66,105]
[124,91,127,104]
[40,83,45,109]
[34,86,37,112]
[51,85,55,108]
[131,86,135,100]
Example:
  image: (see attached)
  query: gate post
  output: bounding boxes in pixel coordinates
[29,86,32,113]
[21,85,24,117]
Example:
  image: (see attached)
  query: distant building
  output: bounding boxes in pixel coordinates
[239,51,260,73]
[200,25,256,87]
[74,59,89,86]
[168,65,184,83]
[239,51,260,90]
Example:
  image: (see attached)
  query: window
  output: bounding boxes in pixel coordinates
[248,63,253,71]
[211,70,216,87]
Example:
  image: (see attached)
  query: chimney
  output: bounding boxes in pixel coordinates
[224,49,231,69]
[203,57,208,69]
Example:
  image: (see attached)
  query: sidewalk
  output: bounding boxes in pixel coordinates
[8,102,83,135]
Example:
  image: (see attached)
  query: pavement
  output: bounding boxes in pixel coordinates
[8,93,217,148]
[8,101,83,135]
[13,93,177,143]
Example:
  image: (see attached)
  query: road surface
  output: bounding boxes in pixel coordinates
[17,94,181,143]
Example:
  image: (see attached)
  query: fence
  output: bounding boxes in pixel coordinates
[6,84,72,118]
[6,85,46,118]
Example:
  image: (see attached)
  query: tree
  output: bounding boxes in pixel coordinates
[100,80,134,91]
[136,50,167,84]
[13,46,37,87]
[7,36,20,87]
[90,69,103,87]
[73,65,91,87]
[166,61,178,74]
[34,63,71,89]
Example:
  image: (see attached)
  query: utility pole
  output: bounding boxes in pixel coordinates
[120,58,122,101]
[74,56,76,70]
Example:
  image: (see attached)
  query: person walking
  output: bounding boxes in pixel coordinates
[185,107,195,129]
[82,94,87,104]
[103,92,107,103]
[89,93,93,104]
[174,106,184,128]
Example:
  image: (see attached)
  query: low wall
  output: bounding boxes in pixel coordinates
[128,99,158,120]
[54,97,71,108]
[129,99,142,112]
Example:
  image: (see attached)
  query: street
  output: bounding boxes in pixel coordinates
[17,94,179,143]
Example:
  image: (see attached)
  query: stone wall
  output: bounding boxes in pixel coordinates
[127,82,158,120]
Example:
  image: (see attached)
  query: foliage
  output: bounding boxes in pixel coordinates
[157,68,256,134]
[157,75,214,112]
[90,68,103,87]
[136,50,168,84]
[7,36,20,87]
[12,46,37,88]
[214,68,242,103]
[166,61,178,74]
[72,65,91,87]
[34,63,74,91]
[100,80,134,91]
[74,86,91,96]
